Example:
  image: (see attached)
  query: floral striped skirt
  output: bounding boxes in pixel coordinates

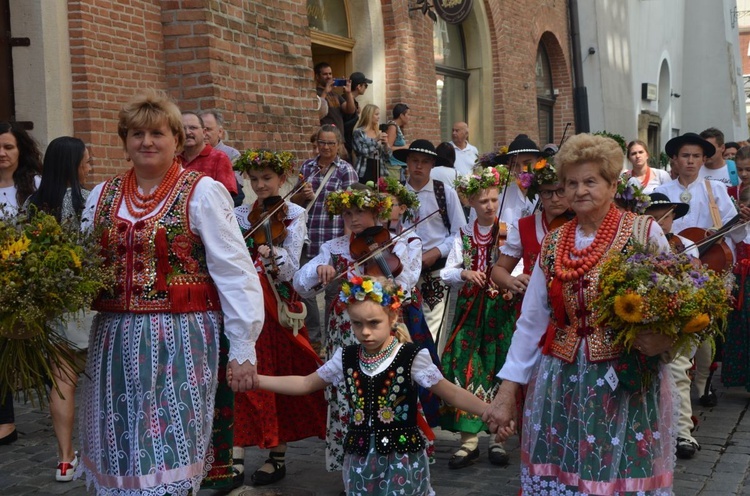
[521,344,675,495]
[77,311,220,496]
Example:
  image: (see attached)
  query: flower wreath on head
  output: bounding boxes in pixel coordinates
[234,149,296,176]
[454,165,510,198]
[376,177,420,222]
[516,157,560,201]
[615,176,651,214]
[324,187,393,220]
[340,275,406,311]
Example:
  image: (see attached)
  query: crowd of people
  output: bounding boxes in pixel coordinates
[3,65,750,496]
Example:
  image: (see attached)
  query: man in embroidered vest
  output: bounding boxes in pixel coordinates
[655,132,750,411]
[397,140,467,356]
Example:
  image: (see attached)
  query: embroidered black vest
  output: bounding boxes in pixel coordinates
[342,343,424,456]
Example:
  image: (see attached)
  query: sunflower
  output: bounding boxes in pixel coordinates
[683,313,710,334]
[614,293,644,323]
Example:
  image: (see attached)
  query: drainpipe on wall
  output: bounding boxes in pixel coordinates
[568,0,590,133]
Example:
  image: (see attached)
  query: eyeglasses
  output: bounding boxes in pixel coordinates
[317,140,338,147]
[539,188,566,199]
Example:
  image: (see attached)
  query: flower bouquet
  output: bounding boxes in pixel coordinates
[0,209,113,403]
[614,176,651,214]
[594,243,733,390]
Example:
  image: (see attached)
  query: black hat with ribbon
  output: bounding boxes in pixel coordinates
[392,139,450,167]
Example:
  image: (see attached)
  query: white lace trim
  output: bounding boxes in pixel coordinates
[413,363,443,388]
[227,339,257,365]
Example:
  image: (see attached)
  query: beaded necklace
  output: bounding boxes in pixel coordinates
[358,336,398,372]
[123,160,181,218]
[553,204,621,282]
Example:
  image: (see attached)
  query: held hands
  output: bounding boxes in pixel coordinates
[482,386,518,443]
[227,359,258,392]
[317,264,337,285]
[461,270,487,286]
[508,274,530,294]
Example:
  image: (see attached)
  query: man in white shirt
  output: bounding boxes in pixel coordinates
[451,122,479,175]
[655,132,750,410]
[698,127,738,187]
[396,140,467,355]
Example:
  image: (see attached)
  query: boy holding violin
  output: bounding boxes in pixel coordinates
[231,150,327,486]
[438,165,516,469]
[654,132,750,409]
[292,183,421,474]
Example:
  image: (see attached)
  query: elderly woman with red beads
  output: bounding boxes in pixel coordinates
[483,133,676,495]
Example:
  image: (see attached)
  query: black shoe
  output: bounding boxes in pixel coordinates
[251,453,286,486]
[699,391,718,407]
[0,429,17,446]
[448,446,480,469]
[488,445,510,466]
[676,437,700,459]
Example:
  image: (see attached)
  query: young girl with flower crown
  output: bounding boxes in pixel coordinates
[258,276,489,496]
[378,176,441,426]
[293,184,421,472]
[231,149,327,486]
[439,165,516,469]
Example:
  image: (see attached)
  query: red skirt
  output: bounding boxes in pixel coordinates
[234,275,327,448]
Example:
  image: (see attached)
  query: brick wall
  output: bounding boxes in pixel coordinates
[485,0,574,148]
[68,0,167,183]
[67,0,573,181]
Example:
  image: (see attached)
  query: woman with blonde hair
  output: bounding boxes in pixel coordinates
[77,90,264,495]
[484,133,676,494]
[352,103,390,183]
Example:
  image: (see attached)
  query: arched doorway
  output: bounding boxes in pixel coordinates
[536,43,554,145]
[536,32,573,147]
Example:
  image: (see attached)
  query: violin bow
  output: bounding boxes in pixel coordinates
[678,215,750,254]
[243,167,321,241]
[310,210,442,293]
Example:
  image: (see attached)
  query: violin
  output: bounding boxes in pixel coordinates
[246,196,288,273]
[350,226,403,278]
[548,210,576,230]
[678,214,740,272]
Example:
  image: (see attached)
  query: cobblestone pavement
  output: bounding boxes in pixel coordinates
[2,372,750,495]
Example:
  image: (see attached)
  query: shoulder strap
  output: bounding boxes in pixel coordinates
[306,164,337,214]
[432,180,451,231]
[705,179,722,229]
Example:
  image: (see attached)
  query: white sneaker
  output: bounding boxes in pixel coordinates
[55,453,78,482]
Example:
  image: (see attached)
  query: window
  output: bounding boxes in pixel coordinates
[536,43,555,146]
[308,0,354,76]
[434,17,468,142]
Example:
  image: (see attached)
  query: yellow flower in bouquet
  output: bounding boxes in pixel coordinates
[0,209,114,404]
[595,242,732,355]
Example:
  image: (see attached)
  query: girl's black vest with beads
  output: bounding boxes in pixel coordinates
[342,343,424,456]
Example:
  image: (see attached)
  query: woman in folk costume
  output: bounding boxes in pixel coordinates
[484,134,676,495]
[439,165,516,469]
[378,176,441,426]
[77,90,264,496]
[491,155,571,301]
[231,150,326,486]
[293,184,422,472]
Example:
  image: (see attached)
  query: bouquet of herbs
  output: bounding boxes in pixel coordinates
[0,209,113,402]
[595,243,732,357]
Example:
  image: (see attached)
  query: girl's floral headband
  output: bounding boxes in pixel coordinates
[234,149,296,176]
[340,275,406,310]
[517,157,560,201]
[325,187,393,219]
[376,177,420,222]
[454,165,510,198]
[615,176,651,214]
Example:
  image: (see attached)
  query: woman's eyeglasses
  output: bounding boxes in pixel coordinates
[317,141,338,147]
[538,188,566,199]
